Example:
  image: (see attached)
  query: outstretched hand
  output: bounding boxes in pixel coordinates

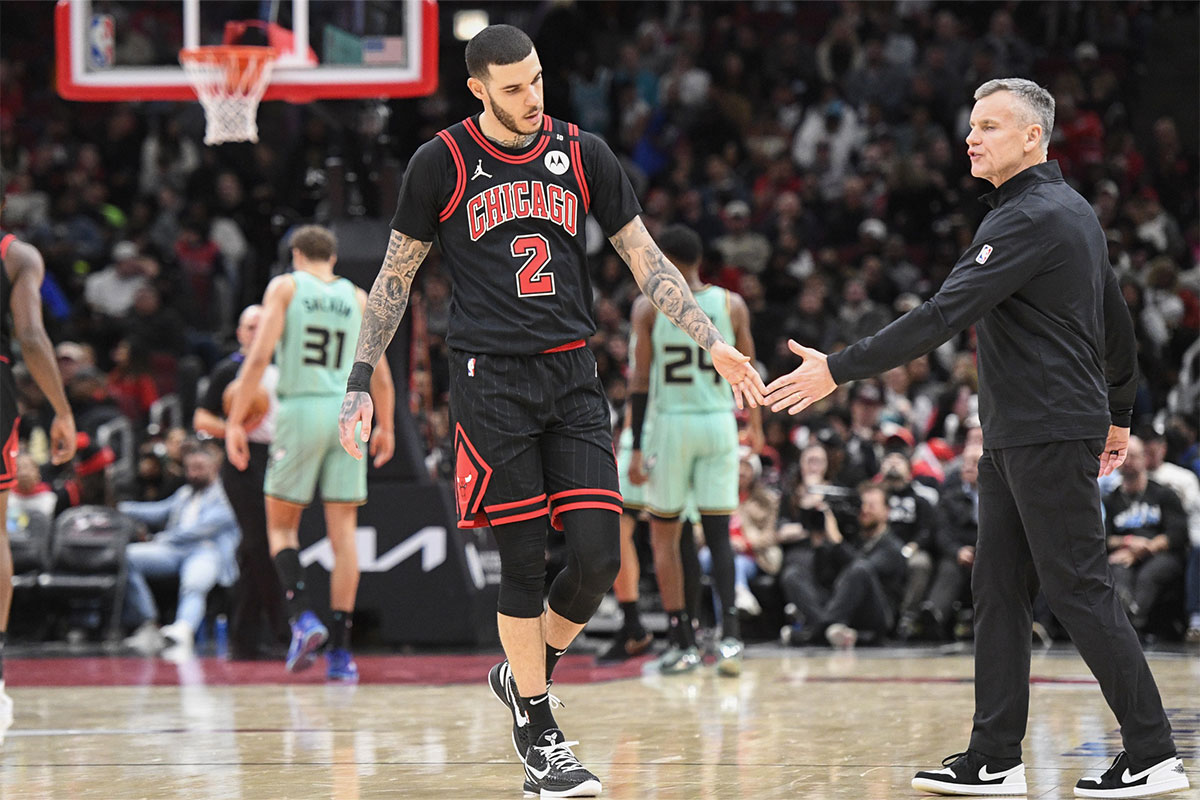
[763,340,837,415]
[339,391,374,460]
[709,341,766,409]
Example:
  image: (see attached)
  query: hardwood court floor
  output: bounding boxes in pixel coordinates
[1,647,1196,799]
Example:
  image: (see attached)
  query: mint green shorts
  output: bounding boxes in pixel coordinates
[644,411,738,518]
[265,395,367,506]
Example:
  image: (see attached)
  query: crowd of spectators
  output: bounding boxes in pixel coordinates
[2,1,1198,642]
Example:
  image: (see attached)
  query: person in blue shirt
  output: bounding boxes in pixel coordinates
[120,440,239,657]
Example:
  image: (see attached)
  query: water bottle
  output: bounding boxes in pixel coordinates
[214,614,229,660]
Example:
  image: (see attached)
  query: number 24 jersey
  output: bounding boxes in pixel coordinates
[390,114,642,355]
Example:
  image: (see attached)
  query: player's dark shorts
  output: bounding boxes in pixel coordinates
[449,341,621,530]
[0,360,19,491]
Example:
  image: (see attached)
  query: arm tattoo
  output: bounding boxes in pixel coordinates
[354,231,432,368]
[611,219,724,349]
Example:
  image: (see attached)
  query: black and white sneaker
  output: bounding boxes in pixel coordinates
[521,728,602,798]
[488,660,564,761]
[912,750,1027,796]
[1074,752,1189,798]
[488,660,532,760]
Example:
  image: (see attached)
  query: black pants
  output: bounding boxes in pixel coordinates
[779,545,821,618]
[780,547,892,636]
[1111,552,1185,632]
[824,560,893,634]
[926,555,971,627]
[221,443,288,657]
[970,438,1175,763]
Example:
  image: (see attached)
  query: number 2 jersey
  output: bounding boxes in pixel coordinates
[390,114,642,355]
[275,270,361,398]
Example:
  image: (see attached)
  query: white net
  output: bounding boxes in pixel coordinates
[180,47,277,145]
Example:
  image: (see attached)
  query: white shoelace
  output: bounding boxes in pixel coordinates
[537,739,586,773]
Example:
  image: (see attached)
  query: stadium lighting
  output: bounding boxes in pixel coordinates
[454,10,489,42]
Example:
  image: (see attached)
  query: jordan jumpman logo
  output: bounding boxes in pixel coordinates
[471,159,493,181]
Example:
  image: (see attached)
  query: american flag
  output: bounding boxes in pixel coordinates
[362,36,408,66]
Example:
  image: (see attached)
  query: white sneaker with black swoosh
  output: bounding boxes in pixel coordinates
[521,728,601,798]
[912,750,1027,796]
[1074,751,1189,798]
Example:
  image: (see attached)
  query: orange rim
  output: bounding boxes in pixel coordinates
[179,45,279,67]
[180,46,277,96]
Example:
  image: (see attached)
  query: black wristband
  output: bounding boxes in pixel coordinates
[629,392,648,449]
[346,361,374,394]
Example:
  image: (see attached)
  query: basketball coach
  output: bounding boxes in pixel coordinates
[764,78,1187,798]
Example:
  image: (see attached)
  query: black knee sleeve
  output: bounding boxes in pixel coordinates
[493,518,549,618]
[547,508,621,624]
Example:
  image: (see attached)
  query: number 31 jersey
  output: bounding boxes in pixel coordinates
[390,114,642,355]
[275,270,361,398]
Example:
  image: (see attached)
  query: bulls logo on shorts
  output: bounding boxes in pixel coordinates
[454,423,493,519]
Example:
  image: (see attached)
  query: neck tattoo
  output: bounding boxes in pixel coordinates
[486,130,538,149]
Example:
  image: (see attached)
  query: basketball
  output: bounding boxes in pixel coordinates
[223,379,270,432]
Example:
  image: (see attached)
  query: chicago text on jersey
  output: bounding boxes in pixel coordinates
[468,180,579,241]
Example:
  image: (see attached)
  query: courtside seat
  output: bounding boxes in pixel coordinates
[37,506,134,642]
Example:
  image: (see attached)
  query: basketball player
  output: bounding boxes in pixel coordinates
[337,25,763,797]
[0,231,77,723]
[227,225,395,681]
[602,408,654,663]
[194,304,287,659]
[765,79,1187,797]
[627,224,763,677]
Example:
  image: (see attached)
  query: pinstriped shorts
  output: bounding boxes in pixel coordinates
[449,345,621,530]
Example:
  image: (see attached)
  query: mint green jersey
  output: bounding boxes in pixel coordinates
[648,285,735,414]
[275,271,361,398]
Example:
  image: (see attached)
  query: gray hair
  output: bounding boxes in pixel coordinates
[974,78,1055,154]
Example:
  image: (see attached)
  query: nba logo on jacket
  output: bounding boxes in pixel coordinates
[976,244,993,264]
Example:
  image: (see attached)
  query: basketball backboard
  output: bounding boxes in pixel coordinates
[55,0,437,103]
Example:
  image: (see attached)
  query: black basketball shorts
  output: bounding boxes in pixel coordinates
[449,342,622,530]
[0,361,19,491]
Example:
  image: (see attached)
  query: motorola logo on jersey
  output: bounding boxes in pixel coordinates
[544,150,570,175]
[467,180,579,241]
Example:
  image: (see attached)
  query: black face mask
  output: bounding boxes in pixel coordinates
[186,475,212,491]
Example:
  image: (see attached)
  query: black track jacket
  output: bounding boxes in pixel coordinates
[827,161,1137,449]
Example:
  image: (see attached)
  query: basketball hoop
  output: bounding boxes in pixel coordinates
[180,45,278,145]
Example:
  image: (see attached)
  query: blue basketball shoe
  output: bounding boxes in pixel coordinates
[286,611,328,673]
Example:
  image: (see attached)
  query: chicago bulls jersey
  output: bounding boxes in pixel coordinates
[391,114,641,355]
